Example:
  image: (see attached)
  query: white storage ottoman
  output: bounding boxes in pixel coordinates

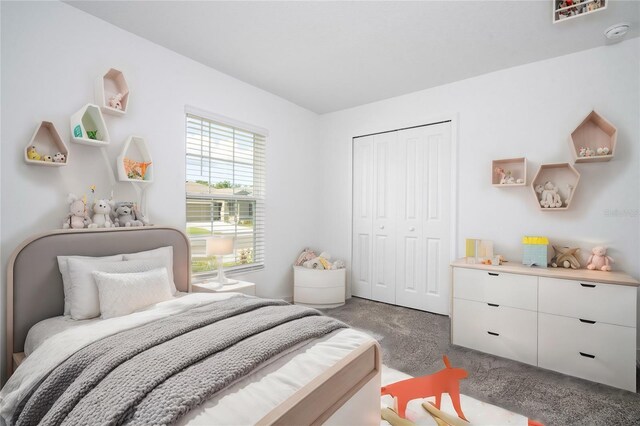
[293,266,346,308]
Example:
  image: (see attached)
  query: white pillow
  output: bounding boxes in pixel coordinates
[67,257,166,320]
[122,246,177,294]
[93,268,173,319]
[57,254,123,315]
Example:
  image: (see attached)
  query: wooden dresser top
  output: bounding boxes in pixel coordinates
[451,258,640,287]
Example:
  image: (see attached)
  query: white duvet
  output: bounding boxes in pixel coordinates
[0,293,374,425]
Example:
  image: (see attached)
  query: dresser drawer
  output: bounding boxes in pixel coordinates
[538,312,636,391]
[452,298,537,365]
[453,268,537,311]
[539,277,636,327]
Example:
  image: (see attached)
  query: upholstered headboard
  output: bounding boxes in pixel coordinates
[6,226,191,377]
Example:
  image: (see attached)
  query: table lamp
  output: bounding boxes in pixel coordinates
[206,236,238,286]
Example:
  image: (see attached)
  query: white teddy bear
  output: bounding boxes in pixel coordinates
[88,199,115,228]
[536,181,563,208]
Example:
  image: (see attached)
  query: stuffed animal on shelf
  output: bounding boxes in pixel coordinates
[108,93,124,110]
[597,147,610,156]
[113,202,144,227]
[295,248,317,266]
[88,198,114,228]
[536,181,563,208]
[53,152,66,163]
[381,355,468,421]
[585,147,595,157]
[587,246,614,272]
[578,147,587,157]
[27,146,41,161]
[42,155,53,162]
[62,193,91,229]
[550,246,580,269]
[86,130,98,140]
[494,167,506,184]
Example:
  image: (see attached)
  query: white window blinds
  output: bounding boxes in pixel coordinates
[186,113,265,275]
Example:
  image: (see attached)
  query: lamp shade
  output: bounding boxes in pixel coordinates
[206,236,235,256]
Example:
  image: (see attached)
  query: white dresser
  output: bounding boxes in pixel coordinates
[293,266,346,309]
[451,260,639,392]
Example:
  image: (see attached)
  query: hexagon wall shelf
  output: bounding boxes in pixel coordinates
[70,104,110,147]
[531,163,580,211]
[95,68,129,116]
[569,110,617,163]
[117,136,153,183]
[24,121,68,166]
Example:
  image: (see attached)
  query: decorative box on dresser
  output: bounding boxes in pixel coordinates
[451,259,639,392]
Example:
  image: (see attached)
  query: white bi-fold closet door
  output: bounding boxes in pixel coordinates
[352,122,452,315]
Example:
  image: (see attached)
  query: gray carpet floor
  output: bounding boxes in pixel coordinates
[323,297,640,426]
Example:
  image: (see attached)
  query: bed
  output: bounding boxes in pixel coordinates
[2,227,381,425]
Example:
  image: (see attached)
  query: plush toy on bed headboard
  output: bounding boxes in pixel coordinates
[62,193,92,229]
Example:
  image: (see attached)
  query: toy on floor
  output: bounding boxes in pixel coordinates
[586,246,614,271]
[380,355,468,421]
[550,246,580,269]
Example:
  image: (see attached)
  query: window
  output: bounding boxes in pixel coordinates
[186,112,266,276]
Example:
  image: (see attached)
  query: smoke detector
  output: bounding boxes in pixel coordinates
[604,23,630,40]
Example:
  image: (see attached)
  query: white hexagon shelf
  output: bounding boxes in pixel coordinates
[95,68,129,116]
[117,135,153,183]
[70,103,110,147]
[531,163,580,211]
[24,121,69,166]
[569,110,617,163]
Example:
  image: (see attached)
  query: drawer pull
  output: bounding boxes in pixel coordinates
[487,303,500,307]
[580,283,596,288]
[579,352,596,359]
[579,319,596,324]
[487,331,500,336]
[488,272,499,277]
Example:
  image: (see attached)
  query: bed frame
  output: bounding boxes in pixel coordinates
[5,226,381,425]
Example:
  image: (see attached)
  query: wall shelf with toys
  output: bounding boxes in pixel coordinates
[70,104,111,147]
[492,157,526,187]
[569,110,616,163]
[95,68,129,116]
[531,163,580,211]
[24,121,68,166]
[117,136,153,183]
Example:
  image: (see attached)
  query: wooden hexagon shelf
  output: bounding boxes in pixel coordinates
[70,104,110,146]
[24,121,69,166]
[117,136,153,183]
[95,68,129,116]
[569,110,617,163]
[531,163,580,211]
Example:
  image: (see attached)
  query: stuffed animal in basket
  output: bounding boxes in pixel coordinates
[381,355,468,421]
[88,199,114,228]
[62,194,92,229]
[295,248,317,266]
[550,246,580,269]
[587,246,614,271]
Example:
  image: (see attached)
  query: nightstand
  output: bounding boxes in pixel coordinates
[191,280,256,296]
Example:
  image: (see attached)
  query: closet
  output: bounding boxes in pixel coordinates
[352,122,452,315]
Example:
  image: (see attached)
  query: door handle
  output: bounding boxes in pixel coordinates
[579,319,596,324]
[409,227,415,232]
[379,225,384,230]
[579,352,595,359]
[580,283,596,288]
[487,303,499,307]
[487,331,500,336]
[488,272,499,277]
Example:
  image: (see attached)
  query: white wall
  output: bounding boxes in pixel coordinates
[318,37,640,343]
[0,1,324,374]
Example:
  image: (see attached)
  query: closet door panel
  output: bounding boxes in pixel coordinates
[371,132,397,304]
[351,137,374,298]
[395,127,426,310]
[421,124,452,314]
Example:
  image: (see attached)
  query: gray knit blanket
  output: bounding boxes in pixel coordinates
[13,296,346,426]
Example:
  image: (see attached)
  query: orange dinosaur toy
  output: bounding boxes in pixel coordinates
[381,355,469,421]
